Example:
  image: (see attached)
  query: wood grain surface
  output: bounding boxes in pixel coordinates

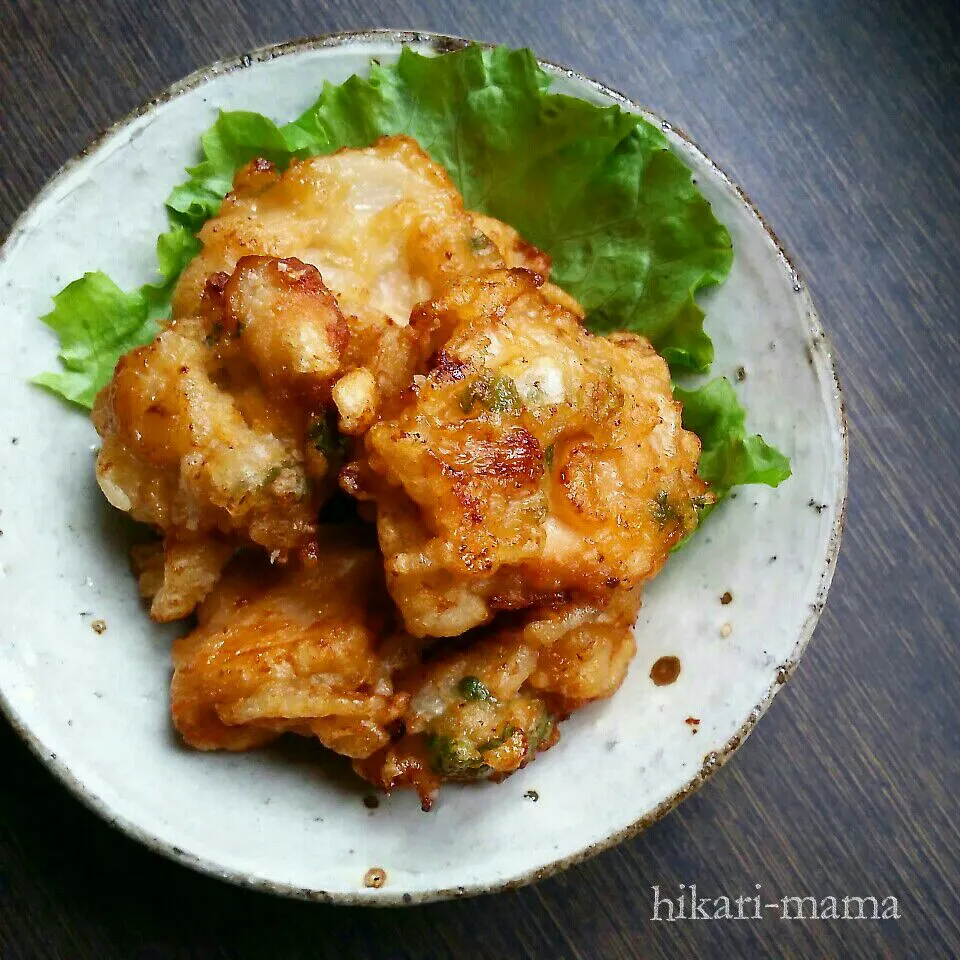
[1,0,958,957]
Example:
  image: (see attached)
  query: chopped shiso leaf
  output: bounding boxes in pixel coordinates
[457,676,493,702]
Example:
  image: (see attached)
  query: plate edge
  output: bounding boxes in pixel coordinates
[0,27,850,908]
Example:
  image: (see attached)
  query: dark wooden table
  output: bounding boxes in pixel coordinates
[1,1,958,957]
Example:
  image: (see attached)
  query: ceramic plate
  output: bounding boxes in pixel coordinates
[0,31,846,904]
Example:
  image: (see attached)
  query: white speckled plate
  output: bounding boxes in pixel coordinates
[0,31,846,905]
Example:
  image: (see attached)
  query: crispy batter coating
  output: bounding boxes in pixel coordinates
[171,531,416,757]
[130,539,236,624]
[93,141,565,621]
[171,530,641,808]
[468,212,583,317]
[354,585,641,809]
[350,269,710,637]
[93,255,348,619]
[91,138,711,807]
[173,137,518,417]
[468,212,551,277]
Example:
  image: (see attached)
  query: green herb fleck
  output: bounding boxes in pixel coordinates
[458,378,482,413]
[262,464,284,486]
[478,724,517,752]
[528,710,553,752]
[426,735,489,777]
[457,676,493,701]
[651,490,680,527]
[544,444,555,470]
[307,412,348,458]
[488,376,522,413]
[204,322,225,346]
[459,372,522,415]
[470,232,495,253]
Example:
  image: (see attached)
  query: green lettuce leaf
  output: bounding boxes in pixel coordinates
[283,46,731,370]
[166,111,291,233]
[34,272,154,408]
[675,377,792,519]
[34,43,786,513]
[144,226,203,314]
[32,225,201,406]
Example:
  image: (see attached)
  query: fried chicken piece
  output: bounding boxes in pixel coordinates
[172,137,519,420]
[468,212,551,276]
[172,138,506,329]
[221,256,347,400]
[468,212,583,317]
[354,587,641,810]
[93,256,348,620]
[348,269,710,637]
[171,530,417,757]
[170,528,641,809]
[130,539,236,623]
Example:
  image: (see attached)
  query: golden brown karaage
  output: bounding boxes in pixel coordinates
[354,584,641,808]
[348,269,709,637]
[174,136,517,416]
[91,137,711,807]
[171,530,415,757]
[94,139,550,620]
[171,529,640,809]
[94,255,348,620]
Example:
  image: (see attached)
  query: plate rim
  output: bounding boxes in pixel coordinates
[0,28,849,906]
